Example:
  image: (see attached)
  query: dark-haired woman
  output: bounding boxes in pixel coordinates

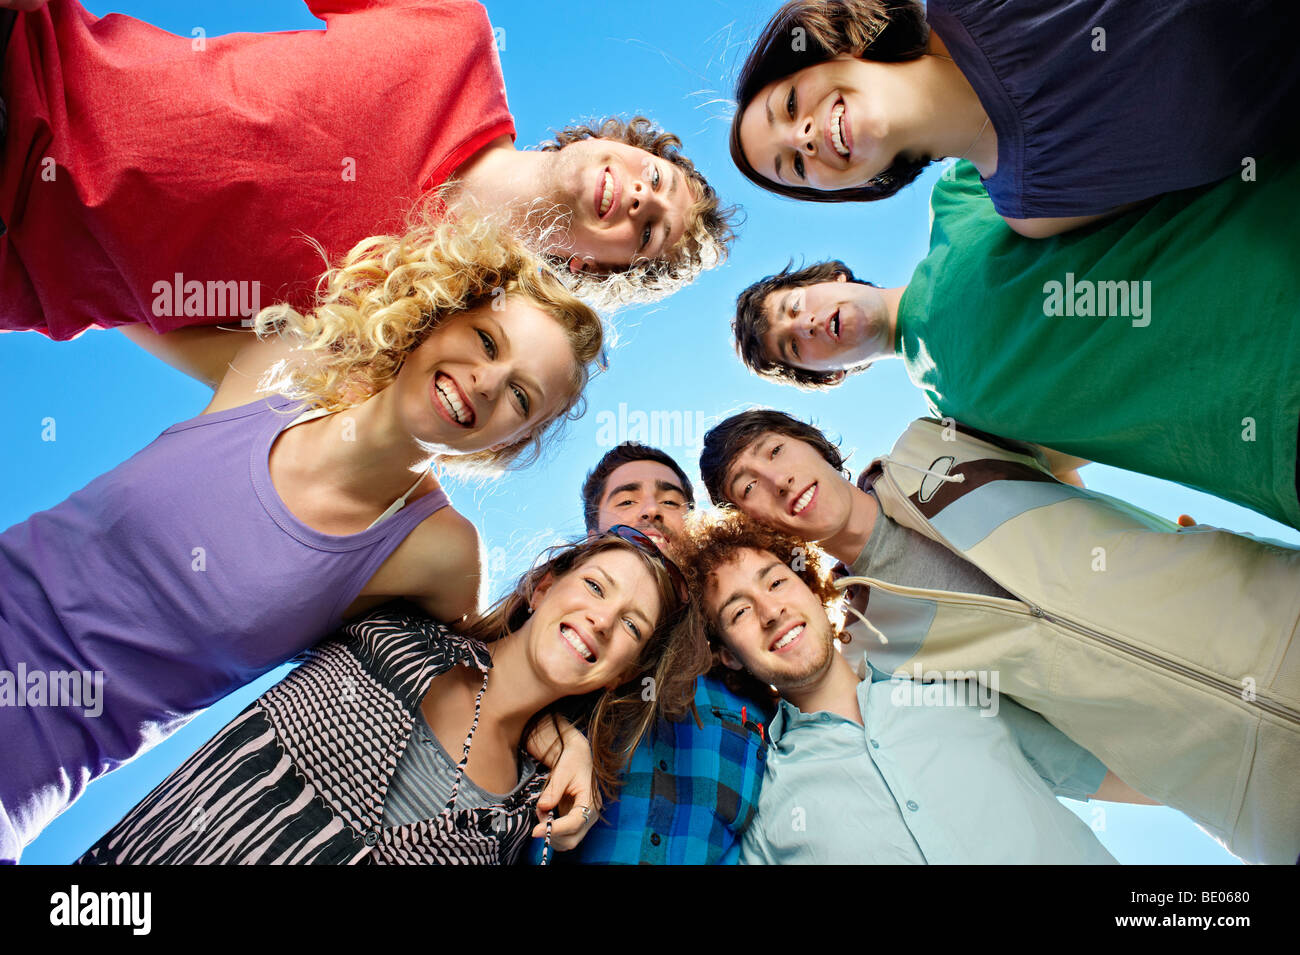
[731,0,1299,236]
[76,528,703,864]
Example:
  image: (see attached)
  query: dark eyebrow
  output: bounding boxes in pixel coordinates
[490,316,543,415]
[764,86,787,184]
[655,479,686,498]
[716,559,783,623]
[605,481,645,502]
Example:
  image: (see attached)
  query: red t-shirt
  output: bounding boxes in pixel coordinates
[0,0,515,339]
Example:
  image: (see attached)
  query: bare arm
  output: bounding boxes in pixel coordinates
[1090,770,1160,805]
[1002,201,1145,239]
[1034,445,1092,488]
[363,508,484,624]
[119,324,255,390]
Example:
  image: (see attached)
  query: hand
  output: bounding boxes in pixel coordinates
[531,733,600,851]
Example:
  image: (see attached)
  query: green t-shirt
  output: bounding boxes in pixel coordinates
[897,159,1300,529]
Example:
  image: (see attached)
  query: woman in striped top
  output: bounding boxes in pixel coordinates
[77,527,705,864]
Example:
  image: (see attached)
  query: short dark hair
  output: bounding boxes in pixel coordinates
[581,442,697,533]
[543,116,740,309]
[733,259,875,389]
[729,0,932,203]
[699,409,847,507]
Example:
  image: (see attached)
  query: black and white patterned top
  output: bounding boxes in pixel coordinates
[77,604,549,865]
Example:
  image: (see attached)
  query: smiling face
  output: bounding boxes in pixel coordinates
[548,138,697,273]
[724,432,855,543]
[594,460,691,554]
[761,273,891,372]
[738,55,903,193]
[524,547,664,695]
[706,547,835,692]
[392,297,576,456]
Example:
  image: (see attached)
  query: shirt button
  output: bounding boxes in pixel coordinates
[658,760,668,771]
[650,833,661,847]
[363,831,379,846]
[869,739,880,749]
[906,800,919,812]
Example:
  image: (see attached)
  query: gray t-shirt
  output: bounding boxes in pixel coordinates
[849,489,1012,600]
[384,707,538,827]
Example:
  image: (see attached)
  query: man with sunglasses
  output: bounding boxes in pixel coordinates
[532,442,769,864]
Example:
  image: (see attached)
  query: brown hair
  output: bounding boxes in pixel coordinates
[680,510,841,704]
[729,0,932,202]
[733,259,875,388]
[699,408,849,507]
[541,116,739,309]
[463,534,710,802]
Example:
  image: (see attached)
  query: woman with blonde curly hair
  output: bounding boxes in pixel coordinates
[0,214,605,863]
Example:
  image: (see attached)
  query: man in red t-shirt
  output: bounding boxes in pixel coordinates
[0,0,735,339]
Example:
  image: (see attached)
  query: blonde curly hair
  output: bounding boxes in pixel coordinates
[253,212,605,477]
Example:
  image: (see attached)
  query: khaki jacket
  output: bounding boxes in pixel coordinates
[838,419,1300,864]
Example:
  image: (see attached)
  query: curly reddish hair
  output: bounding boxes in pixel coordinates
[678,509,842,706]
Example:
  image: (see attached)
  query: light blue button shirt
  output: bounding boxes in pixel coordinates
[739,672,1115,864]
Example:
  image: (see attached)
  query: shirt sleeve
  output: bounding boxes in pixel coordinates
[996,697,1108,801]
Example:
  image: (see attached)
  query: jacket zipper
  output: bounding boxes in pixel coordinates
[865,460,1300,727]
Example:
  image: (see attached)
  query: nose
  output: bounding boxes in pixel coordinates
[637,498,661,524]
[783,113,816,156]
[757,591,785,630]
[778,307,817,342]
[627,175,665,220]
[470,361,506,402]
[585,603,615,642]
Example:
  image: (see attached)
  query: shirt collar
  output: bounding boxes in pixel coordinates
[770,670,884,747]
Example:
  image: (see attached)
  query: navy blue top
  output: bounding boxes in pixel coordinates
[928,0,1300,218]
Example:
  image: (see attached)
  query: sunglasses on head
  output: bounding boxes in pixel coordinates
[602,524,690,607]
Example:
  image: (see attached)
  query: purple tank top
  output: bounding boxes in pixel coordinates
[0,395,451,858]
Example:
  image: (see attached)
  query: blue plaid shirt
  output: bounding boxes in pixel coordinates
[529,676,768,865]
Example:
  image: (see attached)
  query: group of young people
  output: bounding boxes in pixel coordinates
[1,0,1296,865]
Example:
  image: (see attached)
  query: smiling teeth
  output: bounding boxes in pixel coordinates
[599,171,613,216]
[436,379,469,425]
[561,624,595,662]
[792,485,815,514]
[830,102,849,157]
[773,624,804,651]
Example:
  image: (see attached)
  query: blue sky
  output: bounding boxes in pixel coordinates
[6,0,1292,864]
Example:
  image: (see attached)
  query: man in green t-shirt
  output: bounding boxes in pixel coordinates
[730,158,1300,530]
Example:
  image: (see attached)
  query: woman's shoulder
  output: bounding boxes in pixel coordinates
[376,501,484,619]
[341,602,493,677]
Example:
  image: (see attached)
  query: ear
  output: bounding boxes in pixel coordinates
[823,370,848,385]
[718,646,745,672]
[834,272,848,283]
[529,570,556,613]
[568,255,592,275]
